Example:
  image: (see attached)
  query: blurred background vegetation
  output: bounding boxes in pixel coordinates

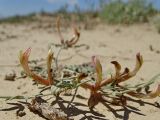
[100,0,157,24]
[0,0,160,32]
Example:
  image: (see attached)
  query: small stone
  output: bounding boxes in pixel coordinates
[4,70,16,81]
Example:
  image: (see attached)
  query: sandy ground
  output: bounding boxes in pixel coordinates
[0,22,160,120]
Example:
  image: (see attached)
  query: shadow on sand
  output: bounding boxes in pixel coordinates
[1,95,160,120]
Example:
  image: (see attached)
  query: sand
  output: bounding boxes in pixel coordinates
[0,22,160,120]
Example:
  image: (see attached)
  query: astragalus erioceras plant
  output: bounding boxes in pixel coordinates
[19,17,81,86]
[56,17,80,48]
[80,54,160,108]
[20,47,160,109]
[19,18,160,109]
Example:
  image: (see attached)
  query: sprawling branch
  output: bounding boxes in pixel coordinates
[56,17,64,44]
[100,53,143,87]
[127,84,160,99]
[56,17,80,47]
[19,48,54,86]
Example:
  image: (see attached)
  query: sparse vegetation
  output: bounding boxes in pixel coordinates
[0,13,36,24]
[0,0,158,27]
[0,18,160,120]
[0,1,160,119]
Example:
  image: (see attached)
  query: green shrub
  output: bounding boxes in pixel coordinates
[100,0,156,24]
